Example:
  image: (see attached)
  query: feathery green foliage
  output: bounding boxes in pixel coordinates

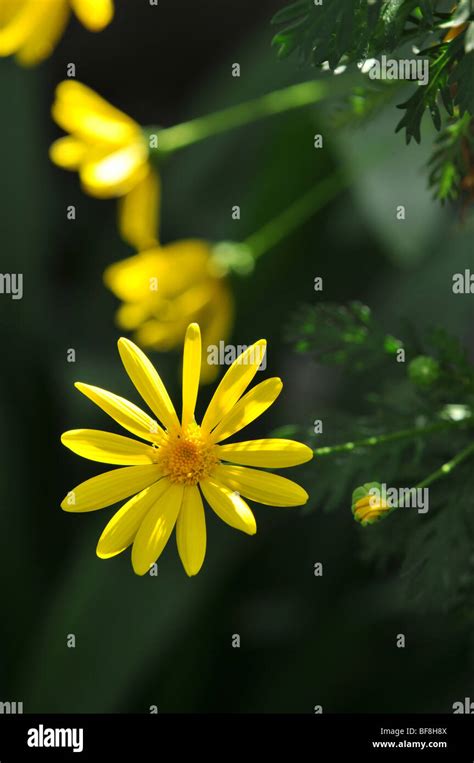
[287,302,474,612]
[272,0,474,203]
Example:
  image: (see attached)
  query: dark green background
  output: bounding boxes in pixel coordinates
[0,0,472,713]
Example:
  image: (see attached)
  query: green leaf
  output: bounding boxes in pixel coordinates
[271,0,310,26]
[396,45,454,143]
[451,51,474,115]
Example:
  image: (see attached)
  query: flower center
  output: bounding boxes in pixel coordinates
[155,423,219,486]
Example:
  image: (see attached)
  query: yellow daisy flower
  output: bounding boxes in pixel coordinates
[50,80,159,250]
[61,324,313,576]
[104,241,234,383]
[0,0,114,65]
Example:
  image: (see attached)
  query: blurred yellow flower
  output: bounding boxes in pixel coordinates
[50,80,159,250]
[61,324,313,576]
[0,0,114,65]
[104,240,234,383]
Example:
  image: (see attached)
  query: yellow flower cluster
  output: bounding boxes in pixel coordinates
[2,8,314,574]
[49,80,234,382]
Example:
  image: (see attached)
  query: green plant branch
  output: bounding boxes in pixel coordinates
[383,440,474,513]
[314,418,466,456]
[415,441,474,490]
[152,77,357,154]
[244,171,347,260]
[242,139,399,263]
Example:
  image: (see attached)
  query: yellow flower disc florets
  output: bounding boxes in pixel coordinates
[157,423,219,485]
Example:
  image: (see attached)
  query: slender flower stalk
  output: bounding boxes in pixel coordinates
[229,145,396,267]
[414,441,474,491]
[152,77,356,155]
[244,172,347,261]
[315,419,466,457]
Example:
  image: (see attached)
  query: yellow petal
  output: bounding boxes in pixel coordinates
[0,0,51,57]
[115,302,151,331]
[157,239,214,293]
[80,141,149,198]
[61,429,156,465]
[217,439,313,468]
[104,250,161,304]
[132,482,183,575]
[96,479,169,559]
[176,486,206,576]
[201,339,267,433]
[71,0,114,31]
[210,377,282,443]
[182,323,201,427]
[136,318,188,352]
[52,80,139,146]
[16,0,69,65]
[117,337,180,432]
[61,464,161,512]
[75,382,163,442]
[0,0,25,26]
[118,169,160,250]
[200,478,256,535]
[49,136,88,170]
[213,464,308,507]
[104,242,211,302]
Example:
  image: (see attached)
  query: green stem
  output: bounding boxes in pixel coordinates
[241,137,406,263]
[314,419,464,456]
[244,172,346,260]
[384,440,474,513]
[415,441,474,490]
[153,78,352,154]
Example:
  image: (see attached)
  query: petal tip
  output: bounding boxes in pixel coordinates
[185,322,201,342]
[132,565,149,577]
[131,553,150,576]
[117,336,140,356]
[60,497,74,512]
[300,489,310,505]
[96,544,116,560]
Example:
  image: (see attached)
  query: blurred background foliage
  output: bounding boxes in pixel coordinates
[0,0,473,713]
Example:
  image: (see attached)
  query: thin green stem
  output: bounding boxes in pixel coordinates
[383,440,474,514]
[314,419,464,456]
[242,140,395,262]
[415,441,474,490]
[244,172,346,260]
[153,78,354,154]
